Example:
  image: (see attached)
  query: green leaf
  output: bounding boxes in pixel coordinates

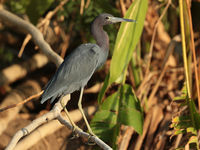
[186,127,196,135]
[119,84,143,134]
[97,0,148,102]
[173,82,187,101]
[9,0,29,14]
[174,129,186,135]
[188,100,200,130]
[173,95,186,101]
[188,136,199,150]
[91,84,143,146]
[97,74,109,104]
[171,115,192,129]
[109,0,148,84]
[91,92,119,144]
[130,44,142,88]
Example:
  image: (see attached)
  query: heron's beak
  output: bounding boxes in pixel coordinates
[109,17,136,23]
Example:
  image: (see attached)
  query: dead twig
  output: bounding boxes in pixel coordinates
[185,0,200,112]
[145,0,171,76]
[120,0,126,16]
[80,0,85,15]
[18,34,32,57]
[0,91,44,112]
[118,126,134,150]
[85,0,91,8]
[148,35,181,108]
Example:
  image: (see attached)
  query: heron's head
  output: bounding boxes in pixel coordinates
[96,13,136,26]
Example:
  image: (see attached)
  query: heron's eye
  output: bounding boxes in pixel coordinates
[105,16,109,20]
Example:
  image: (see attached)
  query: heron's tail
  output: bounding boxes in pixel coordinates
[40,78,54,104]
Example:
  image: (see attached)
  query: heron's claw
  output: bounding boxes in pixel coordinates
[70,131,79,140]
[70,126,82,140]
[86,134,96,145]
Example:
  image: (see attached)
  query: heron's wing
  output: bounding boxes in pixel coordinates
[41,44,101,103]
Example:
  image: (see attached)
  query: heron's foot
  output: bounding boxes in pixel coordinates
[86,134,96,145]
[70,126,83,140]
[85,129,97,145]
[70,131,79,140]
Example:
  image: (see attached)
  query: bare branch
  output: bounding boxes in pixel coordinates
[14,106,95,150]
[58,115,112,150]
[5,95,112,150]
[5,95,70,150]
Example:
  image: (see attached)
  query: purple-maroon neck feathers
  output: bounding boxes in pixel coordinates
[91,18,109,51]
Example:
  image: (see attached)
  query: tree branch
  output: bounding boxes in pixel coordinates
[0,6,63,67]
[5,95,112,150]
[5,95,70,150]
[58,115,112,150]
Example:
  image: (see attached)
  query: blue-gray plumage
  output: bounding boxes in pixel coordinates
[41,13,135,104]
[40,13,135,136]
[41,43,104,104]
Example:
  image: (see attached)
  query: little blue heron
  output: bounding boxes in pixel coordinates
[41,13,135,136]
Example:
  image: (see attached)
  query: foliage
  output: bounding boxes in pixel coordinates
[0,47,15,68]
[7,0,54,24]
[98,0,148,102]
[170,0,200,149]
[91,84,143,147]
[91,0,147,148]
[171,84,200,149]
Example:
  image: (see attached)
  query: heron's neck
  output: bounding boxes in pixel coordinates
[91,23,109,51]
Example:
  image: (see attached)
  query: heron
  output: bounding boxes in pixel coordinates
[41,13,135,136]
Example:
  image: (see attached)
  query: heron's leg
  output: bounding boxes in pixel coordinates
[60,96,82,138]
[78,87,95,136]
